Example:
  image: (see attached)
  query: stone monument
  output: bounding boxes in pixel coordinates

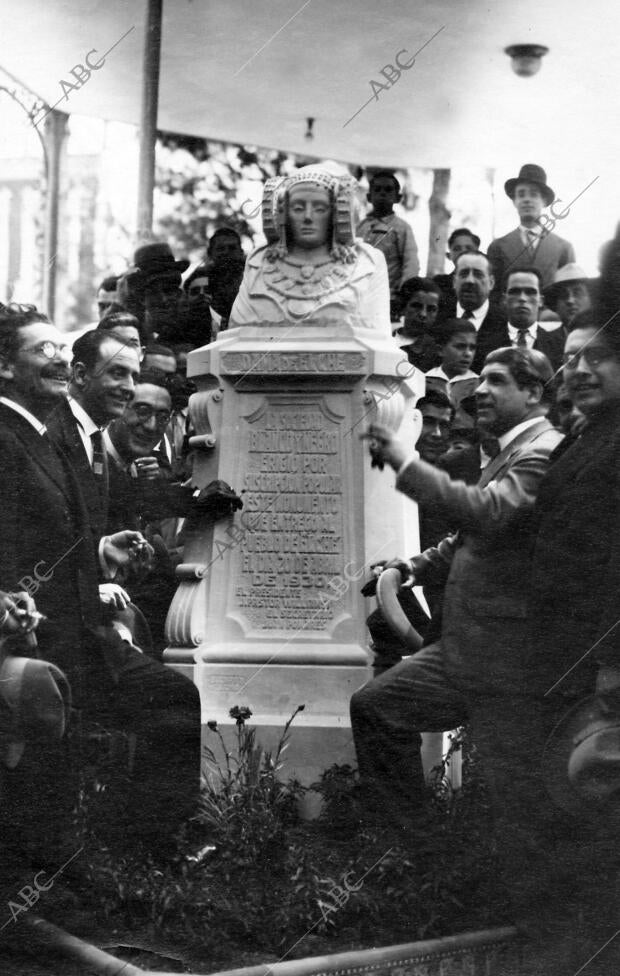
[164,166,424,801]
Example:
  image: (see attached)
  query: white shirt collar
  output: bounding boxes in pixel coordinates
[507,322,539,340]
[520,223,542,237]
[497,415,544,453]
[68,397,100,437]
[455,298,489,330]
[0,396,47,435]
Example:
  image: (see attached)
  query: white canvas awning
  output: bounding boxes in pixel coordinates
[0,0,616,169]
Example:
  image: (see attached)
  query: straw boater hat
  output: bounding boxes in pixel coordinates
[544,264,591,309]
[504,164,555,207]
[542,693,620,821]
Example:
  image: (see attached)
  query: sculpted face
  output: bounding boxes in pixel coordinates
[287,185,332,250]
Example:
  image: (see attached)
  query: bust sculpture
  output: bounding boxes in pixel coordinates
[229,166,391,334]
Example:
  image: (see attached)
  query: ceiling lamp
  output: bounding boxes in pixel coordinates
[505,44,549,77]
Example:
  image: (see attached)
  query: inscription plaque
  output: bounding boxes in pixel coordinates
[221,351,366,375]
[235,400,345,632]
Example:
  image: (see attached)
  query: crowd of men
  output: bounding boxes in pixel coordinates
[354,166,620,969]
[1,161,620,970]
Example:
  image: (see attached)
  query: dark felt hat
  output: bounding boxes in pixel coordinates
[133,243,189,281]
[0,656,71,768]
[504,164,555,207]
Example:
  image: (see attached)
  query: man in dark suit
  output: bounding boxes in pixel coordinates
[487,163,575,300]
[475,268,565,372]
[433,227,480,315]
[0,306,201,865]
[46,329,141,546]
[351,348,562,837]
[449,251,507,372]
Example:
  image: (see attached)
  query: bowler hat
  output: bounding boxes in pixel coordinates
[544,263,591,309]
[0,655,71,769]
[542,693,620,820]
[133,243,189,282]
[504,164,555,206]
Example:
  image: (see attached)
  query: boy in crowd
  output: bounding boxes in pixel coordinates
[394,276,442,372]
[357,171,419,320]
[425,319,478,404]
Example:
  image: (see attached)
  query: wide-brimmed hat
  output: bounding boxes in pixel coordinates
[0,655,72,768]
[542,693,620,820]
[504,164,555,206]
[544,263,591,308]
[133,243,189,282]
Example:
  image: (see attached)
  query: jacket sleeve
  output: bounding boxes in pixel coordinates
[591,471,620,667]
[486,239,505,294]
[399,222,420,283]
[396,430,562,537]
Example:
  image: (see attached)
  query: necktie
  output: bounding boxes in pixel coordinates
[90,430,108,494]
[516,329,529,348]
[460,309,474,320]
[527,229,539,257]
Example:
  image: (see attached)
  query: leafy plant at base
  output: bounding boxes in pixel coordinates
[197,704,306,871]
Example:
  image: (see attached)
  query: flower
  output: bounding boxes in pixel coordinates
[229,705,253,726]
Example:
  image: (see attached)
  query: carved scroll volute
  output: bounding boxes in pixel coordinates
[188,388,224,487]
[360,368,424,445]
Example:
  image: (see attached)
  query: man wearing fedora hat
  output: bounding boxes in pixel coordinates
[487,164,576,300]
[132,242,189,343]
[543,263,592,333]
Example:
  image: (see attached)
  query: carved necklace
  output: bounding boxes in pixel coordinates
[263,255,351,300]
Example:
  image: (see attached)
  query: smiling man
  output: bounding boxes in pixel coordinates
[352,346,561,827]
[530,316,620,699]
[0,305,201,872]
[47,329,141,543]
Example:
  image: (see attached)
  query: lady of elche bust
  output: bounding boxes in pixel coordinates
[229,166,391,335]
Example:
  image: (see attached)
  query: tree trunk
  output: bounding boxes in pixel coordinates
[427,169,451,277]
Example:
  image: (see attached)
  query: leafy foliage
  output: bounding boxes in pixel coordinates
[78,716,511,968]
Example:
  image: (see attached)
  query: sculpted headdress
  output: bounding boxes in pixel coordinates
[262,166,360,263]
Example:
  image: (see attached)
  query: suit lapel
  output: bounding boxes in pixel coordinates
[0,404,75,506]
[478,419,552,489]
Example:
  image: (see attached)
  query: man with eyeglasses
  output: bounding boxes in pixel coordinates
[104,372,242,651]
[0,305,201,872]
[483,313,620,961]
[529,314,620,704]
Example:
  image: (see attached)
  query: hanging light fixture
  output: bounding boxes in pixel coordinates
[505,44,549,77]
